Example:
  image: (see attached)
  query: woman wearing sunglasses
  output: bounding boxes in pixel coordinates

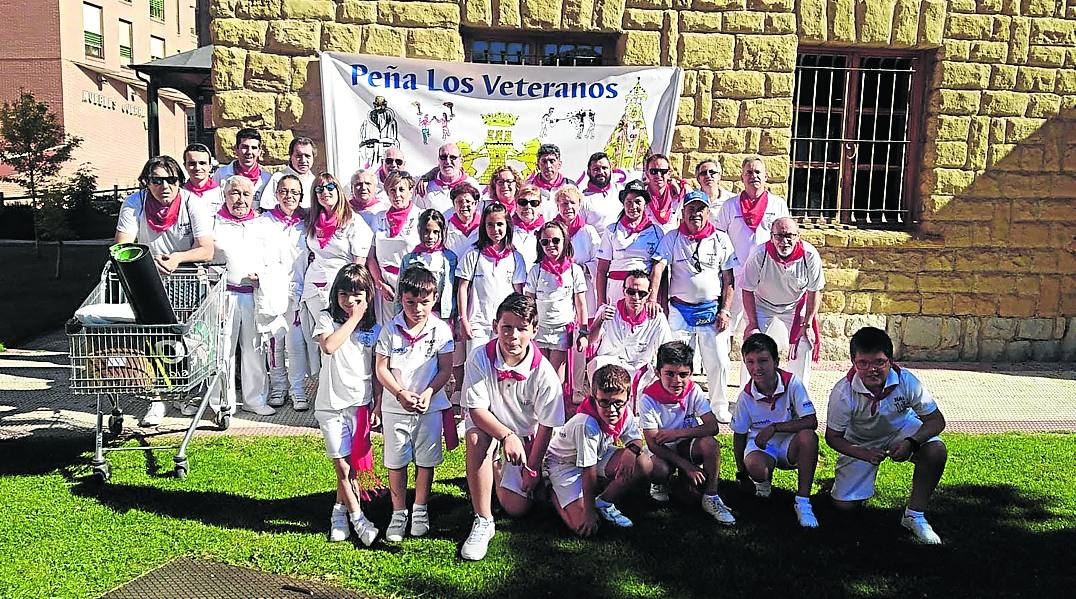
[510,184,546,270]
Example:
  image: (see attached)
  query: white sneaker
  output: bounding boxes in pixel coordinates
[386,509,408,542]
[328,504,349,542]
[410,508,430,537]
[241,403,277,416]
[267,388,286,407]
[794,498,819,528]
[901,512,942,544]
[714,408,732,424]
[350,514,378,547]
[650,483,670,503]
[702,494,736,525]
[595,498,633,528]
[139,401,165,427]
[291,387,309,411]
[461,515,496,561]
[755,480,772,498]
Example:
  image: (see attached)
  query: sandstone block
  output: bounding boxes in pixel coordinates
[712,71,766,99]
[891,0,919,46]
[321,23,363,53]
[236,0,282,19]
[1017,317,1055,340]
[693,72,713,124]
[969,41,1008,63]
[679,33,734,69]
[266,20,320,55]
[932,116,971,141]
[859,0,897,44]
[998,296,1036,317]
[710,99,739,127]
[1009,17,1031,63]
[940,62,991,90]
[680,11,723,32]
[462,0,492,27]
[760,128,791,154]
[210,0,238,18]
[1030,340,1059,361]
[721,11,764,33]
[677,97,695,124]
[407,29,463,61]
[960,317,980,360]
[980,91,1030,116]
[740,98,793,127]
[246,51,292,92]
[990,65,1018,90]
[888,273,916,292]
[700,128,748,153]
[672,125,700,152]
[934,90,980,116]
[902,316,942,347]
[1038,276,1061,316]
[931,141,969,168]
[953,295,996,316]
[337,0,377,24]
[624,8,663,30]
[379,1,461,28]
[845,293,872,314]
[695,0,744,8]
[521,0,562,28]
[735,35,797,72]
[276,94,304,128]
[767,72,794,97]
[282,0,335,20]
[495,0,522,28]
[766,13,796,34]
[843,314,886,336]
[212,19,268,50]
[820,290,845,313]
[978,339,1005,360]
[215,91,276,128]
[982,316,1016,339]
[364,25,406,56]
[824,268,859,290]
[597,0,627,31]
[1030,17,1075,45]
[561,0,595,30]
[919,0,946,46]
[622,31,662,66]
[946,13,995,40]
[747,0,792,9]
[1026,46,1067,68]
[933,168,975,194]
[1004,340,1031,361]
[798,0,827,41]
[212,46,247,91]
[260,129,294,163]
[291,56,315,90]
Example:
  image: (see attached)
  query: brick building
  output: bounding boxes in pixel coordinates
[0,0,200,194]
[208,0,1076,361]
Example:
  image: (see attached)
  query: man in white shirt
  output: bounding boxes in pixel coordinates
[181,143,225,213]
[377,147,407,191]
[415,142,479,214]
[741,217,824,386]
[527,144,570,219]
[212,128,272,205]
[580,151,624,232]
[261,137,316,210]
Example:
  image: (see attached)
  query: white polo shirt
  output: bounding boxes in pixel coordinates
[741,241,826,315]
[116,189,213,257]
[184,183,226,214]
[546,412,642,468]
[354,198,391,230]
[261,166,316,210]
[645,189,684,234]
[638,382,712,432]
[302,218,374,300]
[416,175,480,215]
[581,183,624,232]
[654,228,738,303]
[524,262,587,328]
[212,214,278,287]
[461,342,565,437]
[312,317,380,412]
[512,226,541,270]
[370,204,422,286]
[826,366,939,448]
[730,371,816,441]
[375,313,454,415]
[567,223,602,273]
[592,306,673,372]
[712,192,791,282]
[456,247,527,334]
[595,221,663,273]
[212,162,272,205]
[443,208,481,260]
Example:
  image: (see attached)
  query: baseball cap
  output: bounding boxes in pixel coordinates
[619,179,650,203]
[684,190,710,206]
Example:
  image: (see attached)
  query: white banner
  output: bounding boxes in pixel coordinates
[319,52,682,187]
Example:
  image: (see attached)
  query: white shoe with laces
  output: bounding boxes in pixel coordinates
[714,408,733,424]
[794,498,819,528]
[350,514,378,547]
[386,510,408,542]
[901,512,942,544]
[702,494,737,525]
[650,483,670,503]
[461,516,496,561]
[595,498,633,527]
[139,401,165,427]
[241,403,277,416]
[328,504,349,542]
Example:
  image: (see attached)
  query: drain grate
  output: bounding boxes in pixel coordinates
[100,557,375,599]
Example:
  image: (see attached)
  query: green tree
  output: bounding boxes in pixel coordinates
[39,165,96,279]
[0,90,82,256]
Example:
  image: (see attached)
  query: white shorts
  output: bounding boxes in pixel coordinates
[535,323,571,351]
[382,409,446,469]
[745,432,796,470]
[314,405,360,459]
[544,449,617,508]
[463,421,534,499]
[831,423,943,502]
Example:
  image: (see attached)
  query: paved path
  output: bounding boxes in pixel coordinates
[2,330,1075,443]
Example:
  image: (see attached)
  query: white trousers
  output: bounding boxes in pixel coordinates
[668,307,731,414]
[296,293,327,385]
[223,291,268,409]
[755,308,814,388]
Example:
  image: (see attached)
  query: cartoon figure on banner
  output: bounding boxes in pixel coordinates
[456,112,540,184]
[540,107,556,137]
[414,101,455,144]
[604,78,651,172]
[358,95,399,166]
[435,102,455,140]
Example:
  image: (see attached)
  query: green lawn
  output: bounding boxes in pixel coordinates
[1,433,1073,598]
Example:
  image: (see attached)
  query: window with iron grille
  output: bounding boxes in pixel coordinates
[83,3,104,59]
[463,29,616,66]
[150,0,165,21]
[788,49,929,229]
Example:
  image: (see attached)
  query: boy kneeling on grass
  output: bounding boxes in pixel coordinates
[825,326,948,544]
[640,341,736,525]
[731,333,820,528]
[544,364,653,536]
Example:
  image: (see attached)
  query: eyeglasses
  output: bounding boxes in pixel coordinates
[624,288,650,298]
[697,169,720,178]
[539,237,562,246]
[854,357,890,371]
[313,183,338,193]
[383,158,404,166]
[495,178,516,186]
[439,154,459,161]
[772,232,798,239]
[648,168,671,176]
[227,190,253,198]
[690,242,704,273]
[148,176,179,186]
[596,398,627,410]
[277,190,303,197]
[517,198,541,207]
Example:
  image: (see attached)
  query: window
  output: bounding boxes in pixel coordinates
[118,20,133,66]
[150,0,165,21]
[463,29,616,66]
[150,36,165,61]
[83,3,104,59]
[788,49,929,228]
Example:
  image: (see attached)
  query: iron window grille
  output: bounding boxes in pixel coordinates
[150,0,165,21]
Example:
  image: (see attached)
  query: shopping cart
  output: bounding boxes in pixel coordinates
[67,263,231,482]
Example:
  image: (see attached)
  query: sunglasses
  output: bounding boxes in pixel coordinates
[697,169,720,178]
[313,183,338,193]
[595,398,627,410]
[383,158,404,166]
[439,154,460,161]
[648,168,671,176]
[624,288,650,298]
[539,237,562,246]
[517,198,541,207]
[148,176,179,185]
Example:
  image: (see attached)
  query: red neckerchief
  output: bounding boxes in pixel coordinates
[646,181,683,225]
[412,242,445,254]
[396,322,428,348]
[577,398,629,439]
[449,211,480,236]
[846,364,902,415]
[485,339,540,382]
[585,180,611,194]
[744,369,795,411]
[790,294,821,362]
[217,204,257,222]
[616,299,648,331]
[144,193,182,233]
[314,211,338,249]
[385,203,413,238]
[643,379,694,408]
[678,220,716,241]
[512,213,545,233]
[183,177,218,197]
[765,239,805,266]
[739,190,769,232]
[539,256,573,287]
[480,242,512,266]
[529,172,565,191]
[619,214,653,235]
[555,214,584,239]
[495,195,517,213]
[233,161,262,186]
[269,206,304,227]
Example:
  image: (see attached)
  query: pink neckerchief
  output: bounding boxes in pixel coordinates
[493,195,517,213]
[765,239,806,266]
[350,195,378,213]
[449,211,480,236]
[789,293,821,363]
[435,170,467,189]
[739,190,769,232]
[412,241,445,254]
[577,399,629,439]
[480,242,512,266]
[846,364,902,415]
[183,177,218,197]
[396,321,429,348]
[539,256,573,287]
[216,204,257,222]
[616,299,648,331]
[619,214,653,235]
[144,193,182,233]
[585,180,611,194]
[512,213,544,233]
[678,219,716,241]
[385,203,413,238]
[485,339,541,382]
[643,379,695,408]
[555,213,584,239]
[269,206,304,227]
[646,181,682,225]
[233,161,262,185]
[744,369,795,411]
[349,404,387,500]
[529,172,565,191]
[314,211,338,249]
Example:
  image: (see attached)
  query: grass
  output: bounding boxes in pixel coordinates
[1,433,1073,599]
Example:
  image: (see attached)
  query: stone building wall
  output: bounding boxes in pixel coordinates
[209,0,1076,361]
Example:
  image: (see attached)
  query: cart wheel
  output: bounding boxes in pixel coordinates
[108,415,124,437]
[93,464,110,483]
[174,462,188,479]
[216,414,231,431]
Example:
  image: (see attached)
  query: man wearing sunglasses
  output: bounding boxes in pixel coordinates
[415,142,478,214]
[213,128,272,206]
[376,147,407,191]
[740,217,825,387]
[261,137,317,211]
[649,191,738,423]
[580,152,624,232]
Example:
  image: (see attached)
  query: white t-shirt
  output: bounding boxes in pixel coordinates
[741,241,826,315]
[654,228,738,303]
[826,367,939,448]
[461,342,565,437]
[644,189,684,234]
[443,209,481,260]
[261,166,316,210]
[212,215,281,287]
[592,305,673,372]
[212,162,272,205]
[184,184,226,214]
[355,198,391,230]
[370,204,423,287]
[638,382,713,434]
[712,192,791,282]
[730,371,816,441]
[596,220,663,274]
[512,226,541,271]
[313,315,380,411]
[257,211,306,310]
[546,412,642,468]
[581,183,624,232]
[375,313,454,414]
[115,189,213,257]
[302,218,374,300]
[456,247,528,334]
[416,175,480,215]
[524,262,587,328]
